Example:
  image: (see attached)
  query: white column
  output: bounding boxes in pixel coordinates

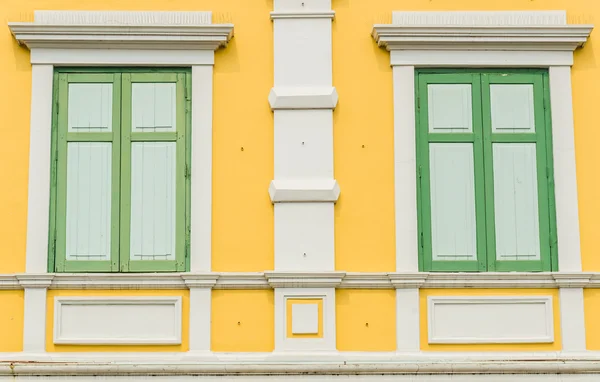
[190,65,214,272]
[26,64,54,273]
[396,288,420,352]
[18,275,54,354]
[270,0,338,353]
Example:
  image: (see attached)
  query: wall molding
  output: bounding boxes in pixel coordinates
[270,11,335,20]
[268,87,339,110]
[9,11,233,51]
[427,296,554,344]
[3,272,600,290]
[269,179,340,203]
[53,296,182,345]
[5,352,600,375]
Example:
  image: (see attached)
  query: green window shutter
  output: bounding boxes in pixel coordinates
[416,70,557,272]
[53,73,122,272]
[50,69,190,273]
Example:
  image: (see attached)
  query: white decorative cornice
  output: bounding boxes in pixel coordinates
[265,272,345,288]
[181,274,219,288]
[2,272,599,290]
[339,273,392,289]
[214,273,270,289]
[269,179,341,203]
[8,11,233,51]
[16,274,54,288]
[372,11,593,52]
[268,87,339,110]
[270,11,335,20]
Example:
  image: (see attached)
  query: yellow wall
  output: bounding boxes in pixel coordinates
[420,289,561,351]
[211,290,274,352]
[46,290,190,352]
[336,289,396,351]
[583,289,600,350]
[0,291,24,352]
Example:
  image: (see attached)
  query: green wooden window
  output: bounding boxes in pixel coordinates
[416,70,557,272]
[49,69,191,272]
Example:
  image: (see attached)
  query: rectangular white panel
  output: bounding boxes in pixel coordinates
[53,297,182,345]
[428,296,554,344]
[68,83,112,132]
[491,84,535,133]
[132,83,177,132]
[274,203,334,271]
[493,143,540,261]
[429,143,477,261]
[291,304,319,334]
[130,142,176,261]
[66,142,112,261]
[427,84,472,133]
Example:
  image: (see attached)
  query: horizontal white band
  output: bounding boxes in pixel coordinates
[2,271,597,290]
[269,179,340,203]
[268,87,338,110]
[270,11,335,20]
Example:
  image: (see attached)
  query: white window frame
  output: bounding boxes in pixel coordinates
[9,10,234,274]
[373,10,593,352]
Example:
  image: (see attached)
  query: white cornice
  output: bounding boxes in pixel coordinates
[269,179,341,203]
[372,25,593,52]
[270,11,335,20]
[8,11,233,51]
[265,271,345,288]
[372,10,593,52]
[2,272,599,290]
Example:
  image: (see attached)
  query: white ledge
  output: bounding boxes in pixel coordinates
[268,87,338,110]
[269,179,340,203]
[8,11,233,51]
[270,11,335,20]
[1,272,599,290]
[372,25,593,52]
[265,272,345,288]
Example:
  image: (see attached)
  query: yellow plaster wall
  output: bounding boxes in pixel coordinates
[583,289,600,350]
[0,291,24,352]
[211,290,274,352]
[46,290,190,352]
[420,289,561,351]
[336,289,396,351]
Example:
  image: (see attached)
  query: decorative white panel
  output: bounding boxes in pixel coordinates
[429,143,477,261]
[130,142,176,261]
[68,83,112,132]
[53,296,182,345]
[132,83,176,132]
[291,304,319,334]
[66,142,112,261]
[427,84,472,133]
[275,288,335,352]
[428,296,554,344]
[491,84,535,133]
[493,143,540,261]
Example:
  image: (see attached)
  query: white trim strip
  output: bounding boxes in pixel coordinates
[559,288,587,351]
[270,11,335,20]
[269,179,340,203]
[2,272,599,290]
[22,287,48,352]
[268,86,338,110]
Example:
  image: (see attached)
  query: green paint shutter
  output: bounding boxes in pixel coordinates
[416,70,557,272]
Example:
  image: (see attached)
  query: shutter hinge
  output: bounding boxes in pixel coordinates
[418,165,422,179]
[185,163,190,179]
[417,95,420,109]
[546,166,550,179]
[420,232,424,248]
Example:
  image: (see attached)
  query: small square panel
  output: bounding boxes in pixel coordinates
[291,304,319,334]
[285,298,323,339]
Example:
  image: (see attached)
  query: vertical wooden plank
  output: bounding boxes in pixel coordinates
[119,73,133,272]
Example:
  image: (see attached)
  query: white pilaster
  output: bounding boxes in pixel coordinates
[396,288,421,352]
[270,0,337,352]
[559,287,587,352]
[18,275,53,354]
[25,64,54,273]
